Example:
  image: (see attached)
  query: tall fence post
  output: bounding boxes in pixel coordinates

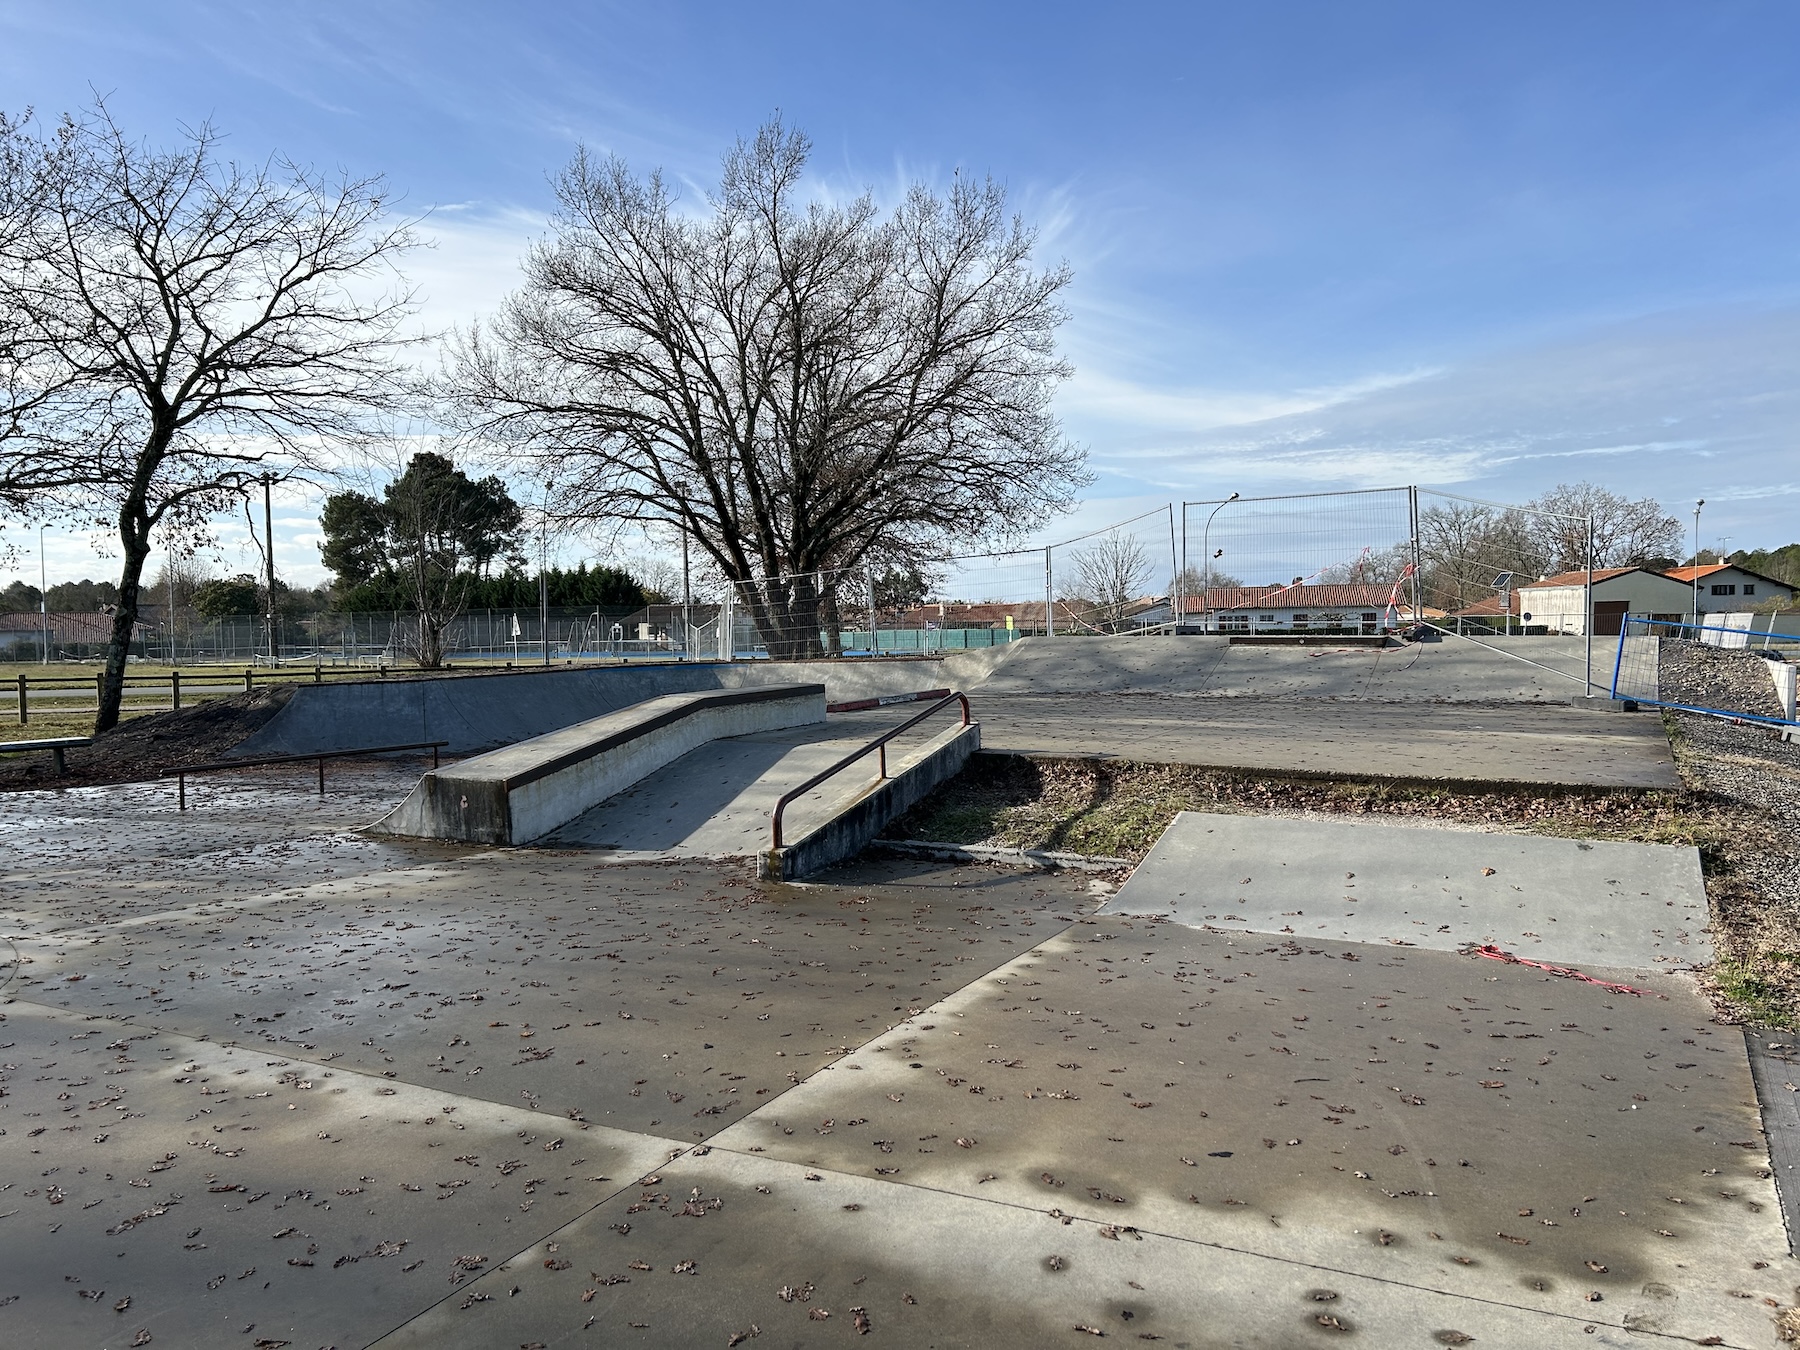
[171,669,181,712]
[1166,503,1179,628]
[866,566,878,657]
[1178,502,1187,630]
[1407,485,1422,626]
[15,673,25,725]
[1044,547,1054,638]
[1583,515,1595,697]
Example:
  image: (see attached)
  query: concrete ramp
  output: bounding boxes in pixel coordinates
[542,704,980,879]
[372,684,824,845]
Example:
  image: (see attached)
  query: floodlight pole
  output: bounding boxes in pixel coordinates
[1200,493,1239,634]
[1692,499,1704,621]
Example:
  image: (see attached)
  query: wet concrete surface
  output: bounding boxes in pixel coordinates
[1,774,1790,1347]
[973,694,1680,788]
[714,917,1784,1344]
[1107,812,1712,968]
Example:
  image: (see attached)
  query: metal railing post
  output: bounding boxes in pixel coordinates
[16,673,25,725]
[1045,547,1054,637]
[170,669,181,711]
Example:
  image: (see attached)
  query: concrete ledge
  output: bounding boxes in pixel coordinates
[373,684,825,845]
[761,722,981,880]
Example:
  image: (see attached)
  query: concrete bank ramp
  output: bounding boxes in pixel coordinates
[372,684,824,846]
[1105,811,1710,969]
[973,633,1603,701]
[232,650,1014,758]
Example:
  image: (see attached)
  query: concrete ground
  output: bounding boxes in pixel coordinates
[1,771,1790,1348]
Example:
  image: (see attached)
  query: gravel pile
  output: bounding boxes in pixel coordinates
[1658,638,1786,719]
[1669,705,1800,1020]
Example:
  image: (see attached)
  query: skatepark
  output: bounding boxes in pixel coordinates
[1,632,1796,1347]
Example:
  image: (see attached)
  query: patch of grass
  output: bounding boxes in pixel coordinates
[1708,957,1798,1029]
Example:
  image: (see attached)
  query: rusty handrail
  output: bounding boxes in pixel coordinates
[770,692,970,849]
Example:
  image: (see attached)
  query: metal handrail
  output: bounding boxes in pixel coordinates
[770,692,970,849]
[159,739,448,810]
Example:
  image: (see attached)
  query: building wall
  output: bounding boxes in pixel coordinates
[1690,568,1795,613]
[1520,574,1695,635]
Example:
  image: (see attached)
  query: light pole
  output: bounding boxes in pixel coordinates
[1200,492,1239,634]
[1691,499,1704,622]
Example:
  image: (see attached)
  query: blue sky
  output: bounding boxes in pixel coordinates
[5,0,1799,586]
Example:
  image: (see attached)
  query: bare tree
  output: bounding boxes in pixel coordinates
[1417,502,1543,613]
[449,120,1087,658]
[0,102,417,727]
[1528,482,1680,572]
[1068,529,1153,632]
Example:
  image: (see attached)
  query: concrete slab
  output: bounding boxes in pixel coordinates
[369,1144,1640,1350]
[0,998,678,1350]
[973,693,1681,787]
[711,918,1789,1346]
[1105,812,1712,969]
[373,684,825,845]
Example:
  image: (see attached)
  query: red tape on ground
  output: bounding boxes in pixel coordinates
[1463,943,1664,998]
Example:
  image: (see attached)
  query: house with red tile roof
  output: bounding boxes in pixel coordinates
[1663,562,1795,613]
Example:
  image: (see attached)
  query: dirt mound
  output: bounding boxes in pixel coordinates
[0,684,295,791]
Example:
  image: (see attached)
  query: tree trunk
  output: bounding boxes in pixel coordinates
[98,516,153,733]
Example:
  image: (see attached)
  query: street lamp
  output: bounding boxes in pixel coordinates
[1692,499,1704,623]
[1200,492,1239,634]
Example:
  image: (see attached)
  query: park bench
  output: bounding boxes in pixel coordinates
[0,736,93,775]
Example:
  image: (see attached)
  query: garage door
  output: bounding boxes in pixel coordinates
[1592,600,1630,636]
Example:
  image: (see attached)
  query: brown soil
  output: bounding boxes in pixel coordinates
[0,684,295,790]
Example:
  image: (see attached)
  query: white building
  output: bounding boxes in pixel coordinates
[1176,583,1415,634]
[1514,568,1695,636]
[1664,563,1795,614]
